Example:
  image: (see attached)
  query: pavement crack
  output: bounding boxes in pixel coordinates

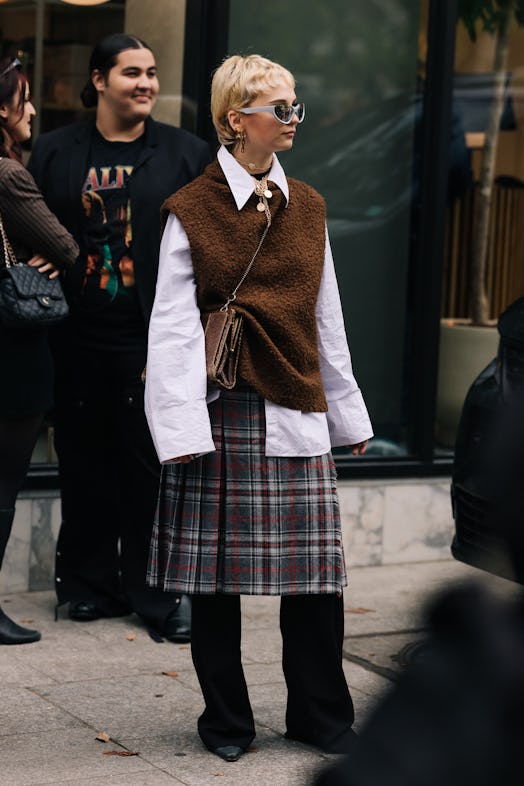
[24,685,119,733]
[346,626,427,639]
[342,651,400,681]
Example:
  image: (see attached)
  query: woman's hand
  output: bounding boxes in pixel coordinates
[348,440,368,456]
[27,254,60,279]
[166,455,195,464]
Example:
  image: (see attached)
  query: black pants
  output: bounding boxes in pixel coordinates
[0,413,44,573]
[191,593,355,753]
[52,345,177,628]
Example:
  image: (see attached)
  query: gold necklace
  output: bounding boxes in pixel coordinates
[233,152,273,175]
[245,160,272,173]
[252,174,272,218]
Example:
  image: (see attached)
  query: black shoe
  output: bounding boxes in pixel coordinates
[68,601,102,622]
[213,745,244,762]
[0,607,41,645]
[163,595,191,643]
[68,599,131,622]
[285,727,357,754]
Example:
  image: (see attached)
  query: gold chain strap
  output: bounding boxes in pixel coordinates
[0,212,17,269]
[219,174,274,312]
[220,211,272,312]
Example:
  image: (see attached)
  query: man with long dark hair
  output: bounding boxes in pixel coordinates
[28,34,211,640]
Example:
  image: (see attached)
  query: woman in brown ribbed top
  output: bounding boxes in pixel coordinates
[145,54,373,762]
[0,57,78,645]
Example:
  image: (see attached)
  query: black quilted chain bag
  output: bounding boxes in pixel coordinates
[0,210,69,329]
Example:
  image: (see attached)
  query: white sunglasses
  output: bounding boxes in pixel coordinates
[238,102,305,124]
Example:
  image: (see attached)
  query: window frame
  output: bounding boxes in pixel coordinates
[26,0,459,489]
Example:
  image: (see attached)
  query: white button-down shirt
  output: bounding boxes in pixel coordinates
[145,146,373,463]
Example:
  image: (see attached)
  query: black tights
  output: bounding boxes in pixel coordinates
[0,414,43,509]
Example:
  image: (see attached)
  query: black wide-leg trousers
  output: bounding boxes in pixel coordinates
[191,593,355,753]
[52,345,178,628]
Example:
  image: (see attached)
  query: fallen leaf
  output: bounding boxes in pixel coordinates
[102,750,139,757]
[162,671,178,678]
[20,618,34,624]
[345,607,375,614]
[126,633,136,641]
[95,731,110,743]
[154,694,164,698]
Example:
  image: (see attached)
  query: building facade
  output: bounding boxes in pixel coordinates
[1,0,523,590]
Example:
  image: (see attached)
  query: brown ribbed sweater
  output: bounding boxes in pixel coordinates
[162,159,328,412]
[0,157,78,269]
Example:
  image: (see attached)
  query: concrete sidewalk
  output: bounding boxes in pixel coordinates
[0,559,518,786]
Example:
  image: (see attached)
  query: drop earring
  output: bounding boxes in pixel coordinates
[236,129,246,153]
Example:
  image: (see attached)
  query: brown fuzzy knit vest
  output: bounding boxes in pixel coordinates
[162,160,328,412]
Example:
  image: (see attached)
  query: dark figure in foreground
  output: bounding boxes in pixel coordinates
[28,34,211,640]
[314,582,524,786]
[452,295,524,585]
[0,56,78,644]
[315,349,524,785]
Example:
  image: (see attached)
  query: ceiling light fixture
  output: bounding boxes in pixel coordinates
[60,1,111,6]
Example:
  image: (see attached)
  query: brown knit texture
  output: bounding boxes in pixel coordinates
[162,160,328,412]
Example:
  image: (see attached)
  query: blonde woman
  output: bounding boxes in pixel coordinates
[145,54,373,761]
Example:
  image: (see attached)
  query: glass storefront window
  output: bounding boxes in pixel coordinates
[0,0,125,138]
[436,10,524,452]
[0,0,125,467]
[227,0,428,459]
[2,0,466,476]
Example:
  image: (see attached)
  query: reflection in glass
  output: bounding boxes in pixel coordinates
[229,0,426,458]
[437,12,524,451]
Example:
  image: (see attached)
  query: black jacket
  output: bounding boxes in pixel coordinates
[28,116,212,323]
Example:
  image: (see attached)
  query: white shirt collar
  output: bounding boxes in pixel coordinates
[217,144,289,211]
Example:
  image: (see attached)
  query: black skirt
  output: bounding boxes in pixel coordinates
[0,322,54,417]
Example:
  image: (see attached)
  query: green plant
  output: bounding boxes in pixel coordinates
[457,0,524,325]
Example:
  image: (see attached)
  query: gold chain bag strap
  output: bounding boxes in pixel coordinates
[0,210,69,329]
[0,209,17,268]
[202,181,272,389]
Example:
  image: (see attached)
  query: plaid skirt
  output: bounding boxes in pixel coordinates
[147,385,347,595]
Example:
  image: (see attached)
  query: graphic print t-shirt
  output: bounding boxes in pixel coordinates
[71,129,145,351]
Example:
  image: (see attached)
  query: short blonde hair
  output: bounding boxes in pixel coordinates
[211,54,296,146]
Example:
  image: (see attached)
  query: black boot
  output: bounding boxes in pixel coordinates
[0,508,41,645]
[163,594,192,643]
[0,606,41,644]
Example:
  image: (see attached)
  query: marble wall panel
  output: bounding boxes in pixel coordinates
[338,482,385,568]
[1,480,456,594]
[0,498,32,594]
[381,481,455,564]
[29,496,61,591]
